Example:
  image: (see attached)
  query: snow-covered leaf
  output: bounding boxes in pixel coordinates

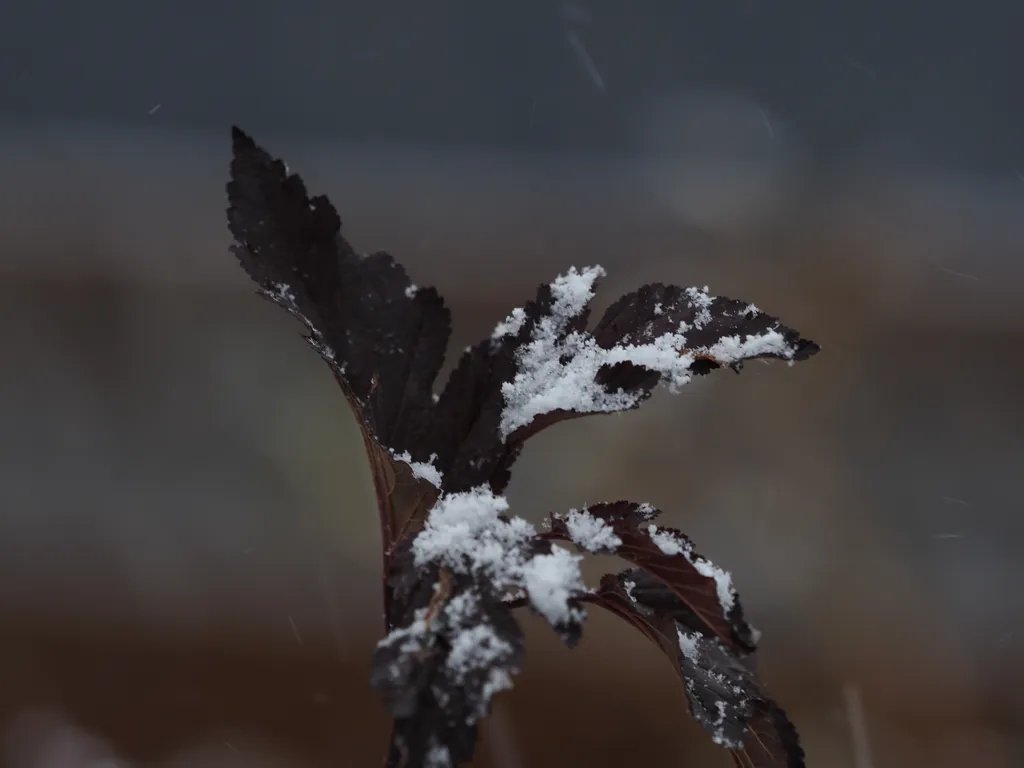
[587,571,804,768]
[548,501,755,652]
[373,488,587,767]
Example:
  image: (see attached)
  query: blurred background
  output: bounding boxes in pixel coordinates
[1,1,1023,766]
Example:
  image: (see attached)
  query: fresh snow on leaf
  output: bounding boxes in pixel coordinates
[519,548,587,626]
[646,523,688,556]
[443,595,516,707]
[704,329,792,365]
[677,626,702,662]
[547,503,752,652]
[648,524,737,614]
[498,273,810,439]
[559,507,623,553]
[412,488,586,627]
[425,744,452,768]
[391,450,443,488]
[491,307,527,340]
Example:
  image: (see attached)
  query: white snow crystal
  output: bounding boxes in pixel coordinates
[491,307,527,339]
[378,607,432,657]
[623,579,638,603]
[405,284,419,299]
[647,525,736,614]
[271,281,297,304]
[425,743,451,768]
[519,548,586,626]
[647,524,687,555]
[412,488,525,570]
[685,286,714,328]
[446,624,514,683]
[635,502,658,520]
[561,508,622,552]
[411,487,586,626]
[391,450,443,488]
[677,626,701,662]
[705,329,791,365]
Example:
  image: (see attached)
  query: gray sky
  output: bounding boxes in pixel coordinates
[0,0,1019,172]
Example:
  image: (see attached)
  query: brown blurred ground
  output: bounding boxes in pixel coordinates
[0,122,1022,767]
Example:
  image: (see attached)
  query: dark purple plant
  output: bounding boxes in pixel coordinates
[226,127,817,768]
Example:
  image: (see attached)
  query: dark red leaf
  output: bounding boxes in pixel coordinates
[586,571,804,768]
[547,501,756,652]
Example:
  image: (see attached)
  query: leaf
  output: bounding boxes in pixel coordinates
[429,270,820,495]
[372,560,525,768]
[227,126,448,547]
[547,501,756,652]
[227,127,451,451]
[592,282,820,376]
[423,269,596,493]
[372,490,587,768]
[586,571,805,768]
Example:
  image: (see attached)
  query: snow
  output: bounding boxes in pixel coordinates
[270,281,296,304]
[648,524,736,614]
[492,307,527,339]
[425,743,452,768]
[412,488,526,570]
[378,486,590,724]
[498,270,800,439]
[685,286,713,328]
[405,284,419,299]
[647,524,687,556]
[560,507,622,552]
[635,502,659,520]
[377,607,431,656]
[676,628,740,748]
[443,592,515,701]
[519,548,587,626]
[391,450,443,488]
[447,624,513,682]
[411,487,586,627]
[623,578,638,603]
[677,627,701,662]
[704,329,790,365]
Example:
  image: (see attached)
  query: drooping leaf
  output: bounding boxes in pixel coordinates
[547,501,755,652]
[586,571,805,768]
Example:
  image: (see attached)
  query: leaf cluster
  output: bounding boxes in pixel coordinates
[226,127,817,768]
